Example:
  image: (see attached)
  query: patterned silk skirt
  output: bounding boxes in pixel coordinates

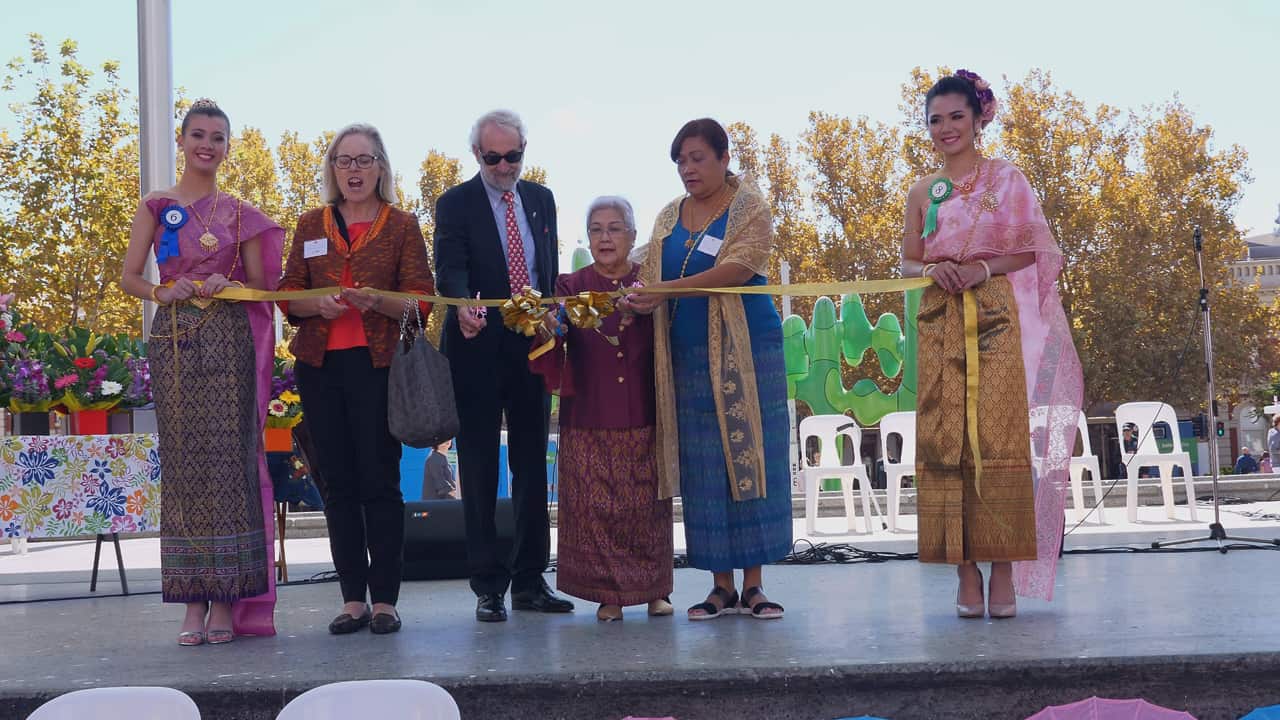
[151,301,268,603]
[555,426,673,606]
[672,325,793,572]
[915,278,1037,564]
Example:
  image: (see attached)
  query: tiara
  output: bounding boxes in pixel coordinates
[189,98,221,112]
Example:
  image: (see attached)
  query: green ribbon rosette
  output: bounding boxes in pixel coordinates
[921,177,953,239]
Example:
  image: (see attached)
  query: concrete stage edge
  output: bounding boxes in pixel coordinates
[3,527,1280,720]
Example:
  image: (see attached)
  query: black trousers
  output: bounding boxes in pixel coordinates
[295,348,404,605]
[452,335,551,597]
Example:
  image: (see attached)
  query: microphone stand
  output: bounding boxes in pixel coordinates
[1152,228,1278,552]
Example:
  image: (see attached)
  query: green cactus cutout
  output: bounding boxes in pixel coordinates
[784,289,922,426]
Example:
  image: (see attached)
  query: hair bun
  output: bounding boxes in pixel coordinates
[955,69,998,128]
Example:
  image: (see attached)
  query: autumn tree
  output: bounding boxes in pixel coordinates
[277,130,331,237]
[0,34,140,334]
[726,121,821,319]
[417,149,465,346]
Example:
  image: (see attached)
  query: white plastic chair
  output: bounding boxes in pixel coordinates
[276,680,460,720]
[1028,407,1106,524]
[28,687,200,720]
[878,411,917,532]
[799,414,872,535]
[1114,402,1198,523]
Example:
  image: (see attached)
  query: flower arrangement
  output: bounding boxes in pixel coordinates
[266,342,303,429]
[4,307,58,412]
[48,328,131,412]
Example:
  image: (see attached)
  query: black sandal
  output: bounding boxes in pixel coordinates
[741,586,784,620]
[687,586,738,621]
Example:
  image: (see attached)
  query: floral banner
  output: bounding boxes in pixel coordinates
[0,433,160,538]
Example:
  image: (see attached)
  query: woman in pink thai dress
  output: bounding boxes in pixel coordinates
[120,100,284,645]
[900,71,1083,619]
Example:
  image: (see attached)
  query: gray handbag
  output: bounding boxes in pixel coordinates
[387,300,460,448]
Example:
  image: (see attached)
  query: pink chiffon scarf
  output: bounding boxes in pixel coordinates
[922,159,1084,600]
[148,192,285,632]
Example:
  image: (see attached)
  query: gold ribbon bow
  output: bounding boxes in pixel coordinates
[563,291,614,330]
[501,287,556,360]
[500,287,548,337]
[563,291,620,347]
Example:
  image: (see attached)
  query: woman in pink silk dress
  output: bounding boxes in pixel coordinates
[900,71,1083,618]
[531,196,674,622]
[120,100,284,645]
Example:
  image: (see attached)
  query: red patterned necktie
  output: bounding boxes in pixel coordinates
[502,190,531,293]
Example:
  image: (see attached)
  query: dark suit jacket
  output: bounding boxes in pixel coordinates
[422,451,457,499]
[433,174,558,360]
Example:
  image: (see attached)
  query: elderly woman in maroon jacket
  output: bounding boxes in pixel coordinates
[532,196,673,622]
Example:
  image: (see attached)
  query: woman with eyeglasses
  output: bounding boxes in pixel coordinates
[622,118,792,621]
[278,123,435,635]
[529,196,673,622]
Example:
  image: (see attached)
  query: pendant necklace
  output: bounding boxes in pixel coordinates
[189,191,222,252]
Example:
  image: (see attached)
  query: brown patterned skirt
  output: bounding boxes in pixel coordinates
[555,426,673,606]
[915,278,1037,564]
[151,301,268,603]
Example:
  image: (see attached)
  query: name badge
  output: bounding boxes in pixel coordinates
[303,238,327,259]
[697,234,724,257]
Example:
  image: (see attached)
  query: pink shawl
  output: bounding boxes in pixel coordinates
[923,159,1084,600]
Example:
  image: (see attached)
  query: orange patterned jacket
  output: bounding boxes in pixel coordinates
[279,204,434,368]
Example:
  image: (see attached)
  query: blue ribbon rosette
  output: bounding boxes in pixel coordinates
[157,205,187,262]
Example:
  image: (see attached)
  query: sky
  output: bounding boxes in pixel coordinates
[4,0,1278,269]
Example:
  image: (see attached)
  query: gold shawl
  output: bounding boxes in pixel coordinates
[640,174,774,502]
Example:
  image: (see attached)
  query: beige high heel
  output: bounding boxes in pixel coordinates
[956,566,984,619]
[596,604,623,622]
[988,574,1017,619]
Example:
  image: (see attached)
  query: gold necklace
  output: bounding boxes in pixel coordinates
[188,191,221,252]
[671,185,736,320]
[682,185,734,249]
[948,159,983,195]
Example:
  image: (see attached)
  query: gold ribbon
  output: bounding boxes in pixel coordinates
[212,277,935,307]
[211,276,980,480]
[962,289,983,499]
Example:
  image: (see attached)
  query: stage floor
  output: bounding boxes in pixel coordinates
[3,508,1280,719]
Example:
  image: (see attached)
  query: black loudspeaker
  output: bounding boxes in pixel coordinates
[402,499,515,581]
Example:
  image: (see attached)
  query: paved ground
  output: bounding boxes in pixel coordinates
[3,503,1280,719]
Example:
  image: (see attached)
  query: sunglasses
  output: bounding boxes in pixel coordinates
[480,149,524,166]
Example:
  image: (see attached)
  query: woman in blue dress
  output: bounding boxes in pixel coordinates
[624,118,792,620]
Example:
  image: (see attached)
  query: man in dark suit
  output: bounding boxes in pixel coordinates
[433,109,573,622]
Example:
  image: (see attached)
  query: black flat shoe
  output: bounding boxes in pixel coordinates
[512,580,575,613]
[370,611,402,634]
[476,594,507,623]
[328,608,372,635]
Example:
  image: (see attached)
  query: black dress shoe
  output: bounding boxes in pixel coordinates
[370,611,402,634]
[476,594,507,623]
[512,580,575,613]
[328,608,371,635]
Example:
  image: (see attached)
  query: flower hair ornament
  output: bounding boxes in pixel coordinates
[955,68,998,128]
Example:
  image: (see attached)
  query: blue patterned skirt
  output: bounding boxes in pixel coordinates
[672,319,793,571]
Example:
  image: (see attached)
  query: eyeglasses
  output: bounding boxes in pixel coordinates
[586,224,633,239]
[480,149,524,166]
[332,154,380,169]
